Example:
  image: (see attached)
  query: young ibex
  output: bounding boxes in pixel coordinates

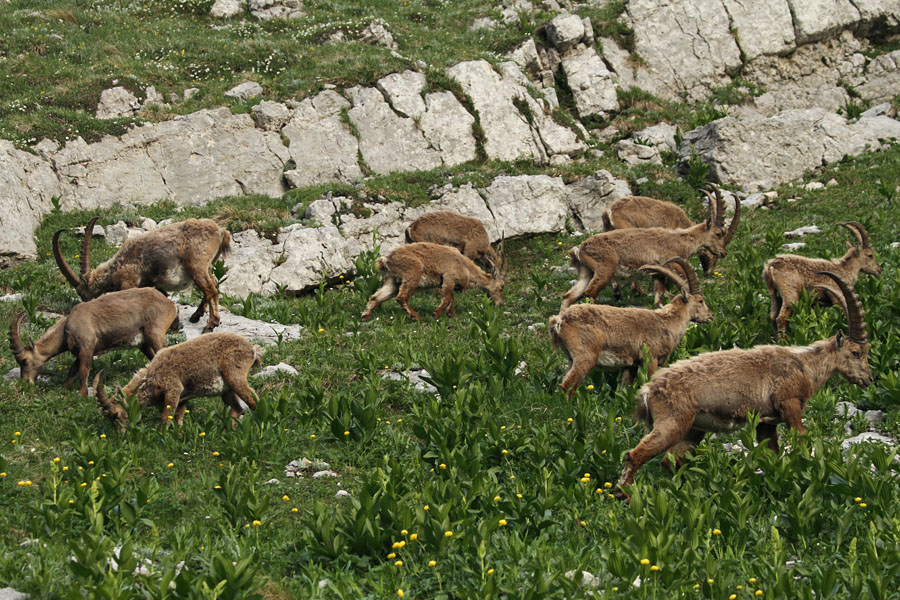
[763,221,881,338]
[405,211,501,275]
[550,258,713,394]
[8,288,179,396]
[602,186,737,276]
[616,271,871,499]
[53,217,232,332]
[361,242,507,322]
[561,189,740,310]
[95,332,262,428]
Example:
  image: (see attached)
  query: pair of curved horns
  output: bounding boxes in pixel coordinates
[9,312,27,357]
[703,184,741,244]
[838,221,871,249]
[816,271,868,344]
[639,257,700,298]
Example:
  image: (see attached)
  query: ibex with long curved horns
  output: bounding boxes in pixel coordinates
[763,221,881,339]
[617,271,872,499]
[550,258,713,394]
[561,188,740,310]
[53,217,231,332]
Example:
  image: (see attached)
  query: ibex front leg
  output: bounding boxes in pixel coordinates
[433,278,457,319]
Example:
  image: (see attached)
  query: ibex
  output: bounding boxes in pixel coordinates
[561,189,740,310]
[361,242,507,322]
[53,217,232,332]
[95,332,263,428]
[405,211,501,275]
[8,288,179,396]
[616,271,871,499]
[763,221,881,339]
[602,186,738,276]
[550,258,713,395]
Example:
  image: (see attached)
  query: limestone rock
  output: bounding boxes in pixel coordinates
[857,50,900,104]
[560,48,618,118]
[96,87,140,119]
[600,37,662,98]
[305,199,336,224]
[176,303,302,345]
[282,91,362,188]
[0,140,61,265]
[251,100,292,131]
[633,123,677,152]
[448,60,543,162]
[789,0,860,44]
[348,87,441,174]
[508,38,542,77]
[249,0,303,20]
[842,432,896,451]
[376,70,427,119]
[142,86,167,109]
[420,91,478,166]
[359,21,397,50]
[625,0,742,101]
[225,81,263,101]
[0,588,29,600]
[614,139,662,165]
[210,0,244,17]
[483,175,568,237]
[546,12,585,54]
[679,109,900,191]
[784,225,821,237]
[254,362,300,377]
[723,0,795,61]
[565,169,632,231]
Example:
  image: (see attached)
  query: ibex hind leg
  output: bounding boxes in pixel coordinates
[617,420,691,499]
[361,276,399,321]
[561,263,593,309]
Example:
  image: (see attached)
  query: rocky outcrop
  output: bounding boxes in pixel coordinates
[249,0,303,20]
[0,141,61,265]
[96,87,140,119]
[679,108,900,191]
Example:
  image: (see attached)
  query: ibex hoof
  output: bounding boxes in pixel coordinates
[188,314,201,323]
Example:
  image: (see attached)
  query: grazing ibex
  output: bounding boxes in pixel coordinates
[361,242,507,322]
[616,271,871,499]
[602,186,738,276]
[95,332,262,428]
[561,189,740,310]
[8,288,179,396]
[405,211,501,275]
[550,258,713,394]
[763,221,881,339]
[53,217,231,332]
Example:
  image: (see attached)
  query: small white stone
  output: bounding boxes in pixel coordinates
[312,470,338,478]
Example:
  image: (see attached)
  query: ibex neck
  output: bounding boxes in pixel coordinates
[33,318,68,360]
[657,298,692,327]
[792,337,841,392]
[834,250,861,285]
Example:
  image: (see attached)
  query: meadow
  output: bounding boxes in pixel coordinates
[3,0,900,597]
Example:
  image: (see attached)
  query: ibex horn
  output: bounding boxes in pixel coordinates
[703,190,718,228]
[724,190,741,245]
[639,264,688,299]
[838,221,870,249]
[664,257,700,294]
[9,311,27,357]
[818,271,868,344]
[80,216,100,281]
[52,228,81,289]
[710,184,726,227]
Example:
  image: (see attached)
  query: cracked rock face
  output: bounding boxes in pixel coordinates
[96,87,140,119]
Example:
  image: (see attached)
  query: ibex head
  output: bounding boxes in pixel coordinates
[839,221,881,276]
[486,236,508,306]
[701,185,741,259]
[93,371,130,427]
[53,216,101,300]
[8,312,44,384]
[640,257,713,323]
[815,271,872,388]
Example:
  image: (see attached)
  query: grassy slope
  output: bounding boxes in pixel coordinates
[3,0,900,597]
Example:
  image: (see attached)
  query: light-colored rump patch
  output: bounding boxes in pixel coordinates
[159,265,193,291]
[128,333,145,347]
[418,275,441,288]
[194,375,228,396]
[595,351,624,368]
[692,412,746,433]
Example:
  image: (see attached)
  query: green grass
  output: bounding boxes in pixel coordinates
[1,144,900,597]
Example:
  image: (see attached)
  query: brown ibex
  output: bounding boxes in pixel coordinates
[616,271,871,499]
[405,211,501,275]
[53,217,231,332]
[602,186,738,276]
[95,332,262,428]
[8,288,179,396]
[361,242,507,322]
[561,189,740,310]
[763,221,881,339]
[550,258,713,394]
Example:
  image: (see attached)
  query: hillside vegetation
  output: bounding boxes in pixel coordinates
[2,0,900,598]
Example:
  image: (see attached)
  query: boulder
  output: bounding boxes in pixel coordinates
[0,588,29,600]
[0,141,61,265]
[347,87,442,174]
[225,81,263,101]
[142,86,167,109]
[614,139,662,165]
[210,0,244,17]
[176,304,302,345]
[546,12,586,54]
[857,50,900,104]
[358,21,397,50]
[376,70,427,119]
[633,122,678,153]
[600,37,662,98]
[560,48,618,118]
[842,432,896,451]
[420,91,478,166]
[96,87,140,119]
[679,109,900,191]
[249,0,303,20]
[789,0,860,44]
[251,100,292,131]
[508,38,542,78]
[722,0,795,60]
[565,169,632,231]
[282,91,362,188]
[254,362,300,377]
[483,175,568,237]
[784,225,821,237]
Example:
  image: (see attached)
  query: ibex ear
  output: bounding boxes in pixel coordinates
[836,330,845,349]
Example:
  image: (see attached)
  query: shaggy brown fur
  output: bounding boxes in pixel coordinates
[560,189,740,311]
[361,242,507,322]
[53,217,231,331]
[616,271,871,499]
[762,221,881,338]
[405,211,501,275]
[95,332,262,428]
[550,258,713,394]
[8,288,178,396]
